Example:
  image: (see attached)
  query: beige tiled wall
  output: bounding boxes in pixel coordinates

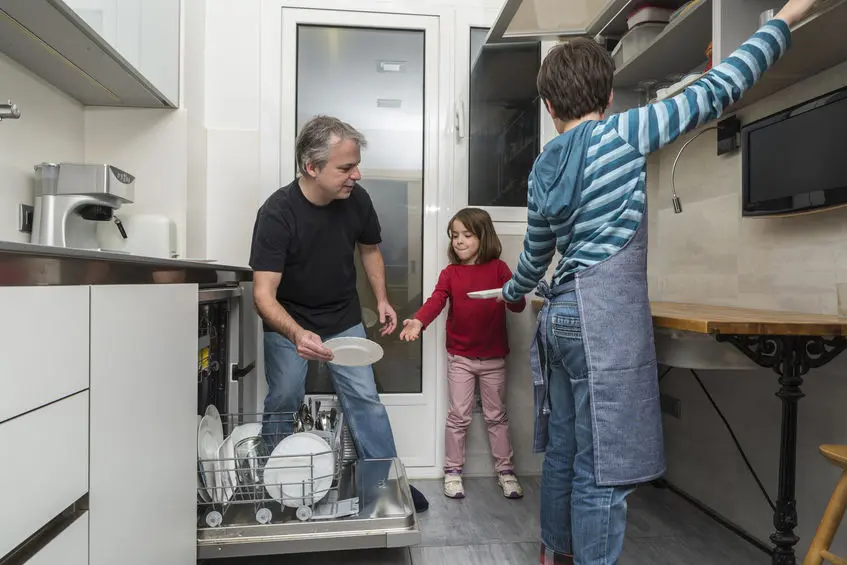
[648,60,847,314]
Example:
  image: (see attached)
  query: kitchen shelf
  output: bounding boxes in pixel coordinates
[613,0,712,89]
[729,0,847,111]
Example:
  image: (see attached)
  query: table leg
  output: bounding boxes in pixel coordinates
[771,336,802,565]
[716,334,847,565]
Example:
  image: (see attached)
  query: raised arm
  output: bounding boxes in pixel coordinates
[610,19,791,155]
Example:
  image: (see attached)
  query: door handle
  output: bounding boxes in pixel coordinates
[230,361,256,381]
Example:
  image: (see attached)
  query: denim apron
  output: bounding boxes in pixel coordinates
[531,211,666,486]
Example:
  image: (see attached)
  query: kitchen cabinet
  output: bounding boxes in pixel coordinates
[0,391,90,559]
[0,0,179,107]
[89,284,198,565]
[486,0,631,43]
[26,512,90,565]
[0,285,89,424]
[485,0,847,110]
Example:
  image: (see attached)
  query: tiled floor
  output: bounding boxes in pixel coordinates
[209,477,771,564]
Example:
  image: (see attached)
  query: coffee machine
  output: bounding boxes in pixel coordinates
[31,163,135,250]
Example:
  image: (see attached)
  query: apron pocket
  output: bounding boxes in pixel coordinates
[589,362,665,485]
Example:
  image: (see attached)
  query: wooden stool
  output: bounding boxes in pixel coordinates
[803,445,847,565]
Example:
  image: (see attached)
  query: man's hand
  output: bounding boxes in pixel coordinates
[399,319,423,342]
[377,301,397,336]
[776,0,818,26]
[293,328,334,361]
[494,290,506,303]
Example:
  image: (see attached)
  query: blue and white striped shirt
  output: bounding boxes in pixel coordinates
[502,20,790,302]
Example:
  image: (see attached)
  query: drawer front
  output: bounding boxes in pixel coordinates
[0,392,89,559]
[25,512,89,565]
[0,286,89,423]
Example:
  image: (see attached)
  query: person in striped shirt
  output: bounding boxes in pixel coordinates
[498,1,819,563]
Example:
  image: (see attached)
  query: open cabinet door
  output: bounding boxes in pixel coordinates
[486,0,632,43]
[89,284,198,565]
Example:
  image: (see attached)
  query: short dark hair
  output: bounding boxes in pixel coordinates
[447,208,502,265]
[295,115,367,176]
[537,38,614,122]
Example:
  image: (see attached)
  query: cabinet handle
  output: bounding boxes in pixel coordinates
[455,102,465,140]
[230,361,256,381]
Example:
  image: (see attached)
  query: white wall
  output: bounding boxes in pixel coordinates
[0,54,85,243]
[648,61,847,555]
[83,108,189,257]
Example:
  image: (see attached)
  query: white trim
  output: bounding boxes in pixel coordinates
[492,221,528,236]
[259,1,451,469]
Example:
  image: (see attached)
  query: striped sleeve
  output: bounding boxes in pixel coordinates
[610,19,791,155]
[502,185,558,302]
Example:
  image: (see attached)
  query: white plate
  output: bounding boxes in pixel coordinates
[197,416,211,503]
[323,337,384,367]
[204,404,224,446]
[197,416,221,502]
[263,432,335,507]
[467,288,502,300]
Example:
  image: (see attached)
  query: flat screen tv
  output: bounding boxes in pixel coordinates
[741,85,847,217]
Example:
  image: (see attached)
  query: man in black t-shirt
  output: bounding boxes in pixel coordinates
[249,115,428,512]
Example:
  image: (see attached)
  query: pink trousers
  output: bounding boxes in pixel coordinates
[444,354,515,473]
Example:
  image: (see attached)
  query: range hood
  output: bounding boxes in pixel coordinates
[486,0,634,43]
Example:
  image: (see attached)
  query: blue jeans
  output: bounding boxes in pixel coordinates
[542,294,634,564]
[262,323,397,460]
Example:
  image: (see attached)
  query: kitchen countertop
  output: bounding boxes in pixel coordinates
[0,241,252,286]
[531,299,847,336]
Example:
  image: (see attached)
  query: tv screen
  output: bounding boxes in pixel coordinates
[741,86,847,216]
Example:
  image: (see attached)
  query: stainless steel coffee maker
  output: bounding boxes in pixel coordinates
[31,163,135,249]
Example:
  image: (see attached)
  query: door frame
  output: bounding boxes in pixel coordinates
[258,0,455,473]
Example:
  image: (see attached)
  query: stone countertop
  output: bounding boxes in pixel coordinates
[0,241,252,286]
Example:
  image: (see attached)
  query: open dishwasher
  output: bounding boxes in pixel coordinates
[195,289,420,559]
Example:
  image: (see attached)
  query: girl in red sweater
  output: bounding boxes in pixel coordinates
[400,208,526,499]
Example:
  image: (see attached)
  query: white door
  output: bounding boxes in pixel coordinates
[259,5,446,472]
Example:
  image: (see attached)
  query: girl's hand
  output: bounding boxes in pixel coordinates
[399,319,423,342]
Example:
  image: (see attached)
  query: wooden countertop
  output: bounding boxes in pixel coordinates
[531,299,847,336]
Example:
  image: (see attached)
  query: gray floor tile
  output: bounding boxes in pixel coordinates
[208,477,772,565]
[411,476,541,547]
[410,542,537,565]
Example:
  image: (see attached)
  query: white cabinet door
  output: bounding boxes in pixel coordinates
[0,286,89,423]
[27,512,89,565]
[89,284,198,565]
[0,392,89,558]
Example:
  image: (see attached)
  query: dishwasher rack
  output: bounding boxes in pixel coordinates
[197,411,357,527]
[196,410,421,559]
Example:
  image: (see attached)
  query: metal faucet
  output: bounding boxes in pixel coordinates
[0,100,21,121]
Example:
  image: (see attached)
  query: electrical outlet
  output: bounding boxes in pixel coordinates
[18,204,33,233]
[660,393,682,419]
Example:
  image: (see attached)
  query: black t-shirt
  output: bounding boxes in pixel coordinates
[249,179,381,335]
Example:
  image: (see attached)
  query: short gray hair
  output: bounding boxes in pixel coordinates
[295,115,367,176]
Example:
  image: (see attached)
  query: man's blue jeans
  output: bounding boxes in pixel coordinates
[262,323,397,460]
[541,295,634,564]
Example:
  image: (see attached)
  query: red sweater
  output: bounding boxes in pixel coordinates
[413,259,526,358]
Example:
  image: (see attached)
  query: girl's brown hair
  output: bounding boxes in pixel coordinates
[447,207,502,265]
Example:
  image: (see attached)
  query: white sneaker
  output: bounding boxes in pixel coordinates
[498,471,524,499]
[443,472,465,499]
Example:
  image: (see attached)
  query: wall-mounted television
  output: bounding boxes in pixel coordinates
[741,85,847,217]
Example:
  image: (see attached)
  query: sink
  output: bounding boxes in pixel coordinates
[653,327,758,370]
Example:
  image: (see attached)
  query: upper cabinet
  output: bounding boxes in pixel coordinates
[0,0,180,108]
[486,0,631,43]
